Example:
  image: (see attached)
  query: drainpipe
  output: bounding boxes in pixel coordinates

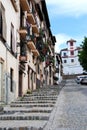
[5,42,8,104]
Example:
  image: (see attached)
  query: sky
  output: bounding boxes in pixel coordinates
[46,0,87,52]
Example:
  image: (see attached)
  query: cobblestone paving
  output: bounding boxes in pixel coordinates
[44,79,87,130]
[0,83,65,129]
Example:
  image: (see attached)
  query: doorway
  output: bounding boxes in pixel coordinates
[19,71,23,97]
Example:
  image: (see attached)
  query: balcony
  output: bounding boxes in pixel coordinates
[20,0,30,12]
[32,50,39,57]
[27,41,36,50]
[11,0,18,12]
[32,24,39,34]
[27,13,35,25]
[18,29,27,38]
[19,55,27,62]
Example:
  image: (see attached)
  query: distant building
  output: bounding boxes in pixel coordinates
[60,39,83,75]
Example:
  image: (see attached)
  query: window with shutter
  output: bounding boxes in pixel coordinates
[0,58,4,101]
[10,68,14,92]
[10,23,16,54]
[0,10,2,36]
[0,2,7,41]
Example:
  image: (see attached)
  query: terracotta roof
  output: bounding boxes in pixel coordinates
[76,47,82,50]
[67,38,76,43]
[60,48,67,51]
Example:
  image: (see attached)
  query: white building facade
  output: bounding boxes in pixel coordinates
[61,39,83,75]
[0,0,56,104]
[0,0,20,104]
[54,53,63,84]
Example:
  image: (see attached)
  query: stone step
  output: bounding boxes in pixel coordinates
[0,112,49,120]
[4,107,53,113]
[4,109,52,114]
[31,90,59,93]
[11,100,56,104]
[10,103,54,107]
[23,95,58,98]
[0,127,43,130]
[25,93,58,97]
[22,98,57,101]
[23,95,57,97]
[0,120,47,129]
[22,97,57,99]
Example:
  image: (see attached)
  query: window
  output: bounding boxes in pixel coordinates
[20,41,26,56]
[0,2,7,40]
[10,23,16,54]
[10,68,13,92]
[63,52,66,56]
[64,60,67,63]
[34,73,36,83]
[0,59,4,100]
[70,51,74,55]
[71,59,74,63]
[49,66,51,77]
[31,71,33,80]
[0,11,2,35]
[70,42,73,46]
[37,64,40,74]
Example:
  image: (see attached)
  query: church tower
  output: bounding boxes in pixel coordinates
[61,39,83,75]
[67,39,76,57]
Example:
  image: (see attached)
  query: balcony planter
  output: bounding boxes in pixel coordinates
[46,60,50,67]
[39,28,45,37]
[47,38,51,45]
[39,55,45,62]
[42,48,48,55]
[27,89,32,94]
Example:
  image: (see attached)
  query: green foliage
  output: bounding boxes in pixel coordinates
[78,37,87,71]
[27,89,32,94]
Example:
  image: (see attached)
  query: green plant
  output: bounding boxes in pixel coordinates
[27,89,32,94]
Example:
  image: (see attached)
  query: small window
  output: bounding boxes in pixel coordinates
[49,66,51,77]
[71,59,74,62]
[10,68,13,92]
[63,52,66,56]
[0,3,7,40]
[70,51,74,55]
[64,60,67,63]
[70,42,73,46]
[34,73,36,83]
[38,64,40,74]
[31,71,33,80]
[10,23,16,54]
[0,12,2,35]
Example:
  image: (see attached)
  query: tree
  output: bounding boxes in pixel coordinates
[78,37,87,71]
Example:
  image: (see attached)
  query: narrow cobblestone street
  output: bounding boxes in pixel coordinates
[44,79,87,130]
[0,79,87,130]
[0,81,64,129]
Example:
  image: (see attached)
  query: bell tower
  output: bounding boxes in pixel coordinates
[67,39,76,57]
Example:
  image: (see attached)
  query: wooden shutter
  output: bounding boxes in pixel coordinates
[11,24,16,53]
[0,10,2,35]
[0,2,7,41]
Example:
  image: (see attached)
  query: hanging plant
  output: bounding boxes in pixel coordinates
[39,28,45,37]
[39,54,45,62]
